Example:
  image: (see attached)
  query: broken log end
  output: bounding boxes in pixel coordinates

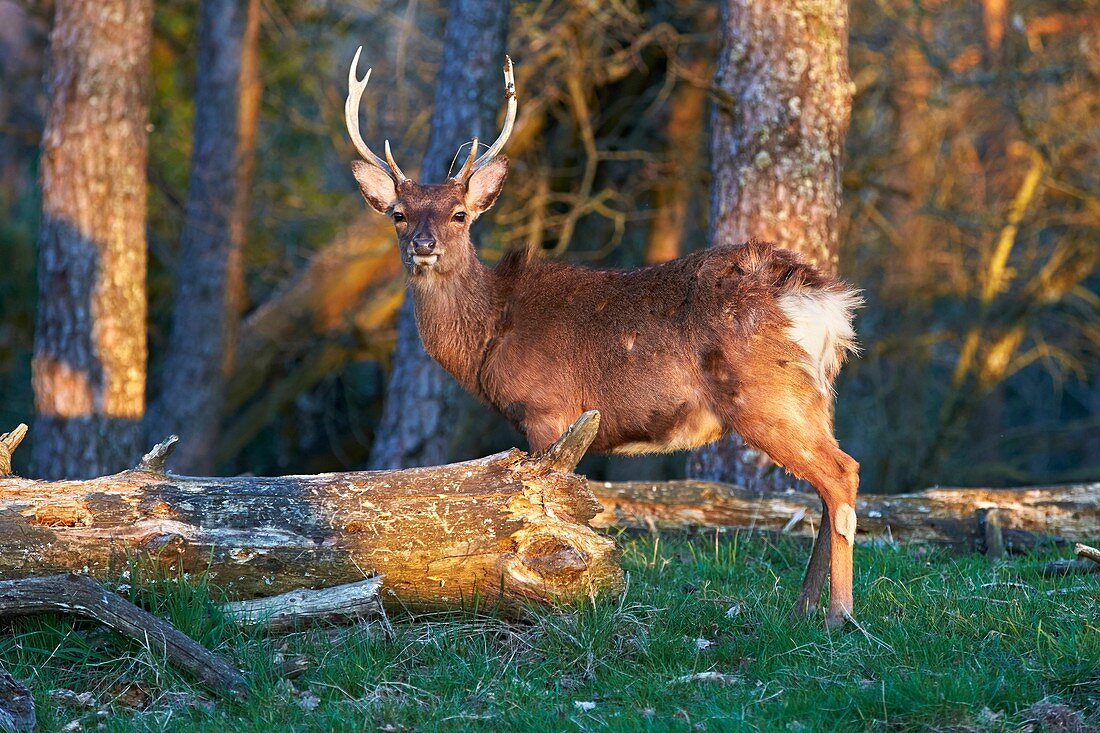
[0,424,28,477]
[137,435,180,474]
[538,410,601,473]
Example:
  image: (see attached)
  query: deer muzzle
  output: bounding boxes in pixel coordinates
[410,237,439,268]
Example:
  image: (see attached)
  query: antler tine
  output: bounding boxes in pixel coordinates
[470,56,517,174]
[345,46,406,182]
[384,140,408,183]
[452,137,479,182]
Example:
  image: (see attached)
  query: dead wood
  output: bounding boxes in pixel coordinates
[0,414,622,615]
[221,576,385,633]
[590,480,1099,552]
[0,662,34,733]
[0,573,247,699]
[1041,543,1100,577]
[1074,543,1100,566]
[0,426,27,478]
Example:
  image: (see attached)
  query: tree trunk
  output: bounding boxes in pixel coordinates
[31,0,153,480]
[153,0,263,474]
[590,480,1100,552]
[368,0,511,470]
[687,0,853,488]
[645,54,708,264]
[0,413,623,614]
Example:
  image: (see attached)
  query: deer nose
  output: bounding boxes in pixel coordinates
[412,237,436,256]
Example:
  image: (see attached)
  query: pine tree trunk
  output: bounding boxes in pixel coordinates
[645,54,709,264]
[153,0,262,474]
[368,0,511,469]
[687,0,853,489]
[31,0,153,480]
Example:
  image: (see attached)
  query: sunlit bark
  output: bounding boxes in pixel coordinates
[31,0,153,479]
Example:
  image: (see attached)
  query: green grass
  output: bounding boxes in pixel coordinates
[2,534,1097,732]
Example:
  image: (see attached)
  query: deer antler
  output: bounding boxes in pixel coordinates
[345,47,408,184]
[453,56,517,182]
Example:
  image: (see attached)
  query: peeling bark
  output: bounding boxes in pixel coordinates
[0,413,623,614]
[688,0,853,488]
[31,0,153,479]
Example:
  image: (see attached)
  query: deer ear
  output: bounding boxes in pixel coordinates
[351,160,397,214]
[466,156,508,216]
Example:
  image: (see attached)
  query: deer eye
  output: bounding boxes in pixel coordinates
[392,212,406,223]
[452,211,467,223]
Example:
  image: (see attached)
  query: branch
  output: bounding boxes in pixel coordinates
[539,410,601,473]
[137,434,179,473]
[1074,543,1100,566]
[0,574,248,699]
[221,576,386,634]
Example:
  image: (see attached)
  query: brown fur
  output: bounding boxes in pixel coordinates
[353,160,862,627]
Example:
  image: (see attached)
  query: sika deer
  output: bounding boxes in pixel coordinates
[344,49,863,627]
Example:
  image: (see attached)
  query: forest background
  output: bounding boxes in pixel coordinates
[0,0,1096,491]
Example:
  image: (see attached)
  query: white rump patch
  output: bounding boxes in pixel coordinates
[777,287,862,395]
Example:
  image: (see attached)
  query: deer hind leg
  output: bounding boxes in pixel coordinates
[725,390,860,628]
[792,501,831,618]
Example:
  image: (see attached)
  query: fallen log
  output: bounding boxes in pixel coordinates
[225,219,400,415]
[0,413,622,615]
[0,573,247,699]
[590,480,1100,552]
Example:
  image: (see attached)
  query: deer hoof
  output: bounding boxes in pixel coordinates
[789,596,818,621]
[825,610,851,630]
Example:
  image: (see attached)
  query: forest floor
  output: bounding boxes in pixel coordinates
[2,532,1097,732]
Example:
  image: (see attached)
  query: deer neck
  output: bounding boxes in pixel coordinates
[408,250,500,395]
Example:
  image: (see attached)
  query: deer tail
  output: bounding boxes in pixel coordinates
[776,283,863,396]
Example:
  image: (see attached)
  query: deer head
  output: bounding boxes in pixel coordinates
[345,48,517,278]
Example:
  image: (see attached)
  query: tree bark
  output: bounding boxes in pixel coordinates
[0,413,623,615]
[687,0,853,488]
[368,0,511,470]
[153,0,263,474]
[31,0,153,480]
[589,480,1099,552]
[0,661,34,733]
